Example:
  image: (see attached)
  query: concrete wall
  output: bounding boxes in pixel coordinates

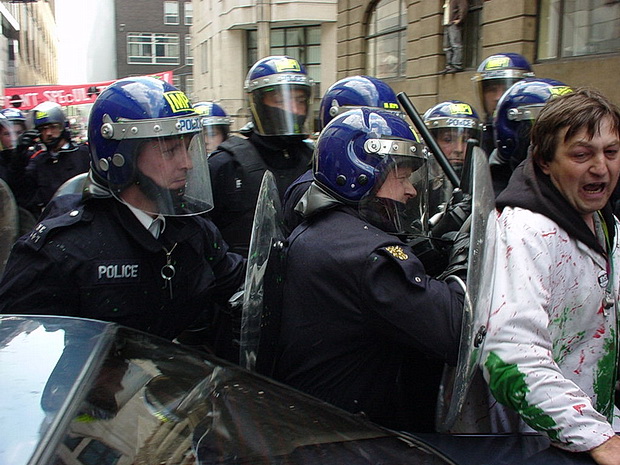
[192,0,338,131]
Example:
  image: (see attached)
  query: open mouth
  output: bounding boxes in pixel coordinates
[582,182,606,194]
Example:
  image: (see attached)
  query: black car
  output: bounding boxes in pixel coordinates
[0,315,595,465]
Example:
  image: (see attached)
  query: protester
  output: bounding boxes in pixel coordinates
[480,88,620,464]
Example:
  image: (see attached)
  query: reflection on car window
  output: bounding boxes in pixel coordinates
[52,328,449,465]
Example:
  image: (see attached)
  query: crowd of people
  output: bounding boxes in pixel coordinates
[0,52,618,464]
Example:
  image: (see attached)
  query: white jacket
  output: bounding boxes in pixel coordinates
[480,206,619,452]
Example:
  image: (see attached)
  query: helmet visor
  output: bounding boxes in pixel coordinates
[249,83,311,136]
[110,127,214,217]
[359,152,429,236]
[0,118,21,151]
[477,78,522,116]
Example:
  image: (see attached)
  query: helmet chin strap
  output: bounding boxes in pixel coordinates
[135,170,185,215]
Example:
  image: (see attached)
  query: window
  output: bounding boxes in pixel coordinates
[185,35,193,64]
[462,0,484,69]
[127,33,180,65]
[164,1,180,25]
[246,26,322,92]
[184,2,193,25]
[185,76,194,97]
[366,0,407,79]
[538,0,620,59]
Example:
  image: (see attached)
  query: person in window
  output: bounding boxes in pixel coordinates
[440,0,468,74]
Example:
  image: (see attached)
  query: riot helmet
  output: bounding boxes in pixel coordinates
[193,101,231,153]
[473,53,534,117]
[245,55,312,136]
[494,78,572,169]
[424,100,482,172]
[314,108,429,235]
[88,76,214,217]
[318,75,402,130]
[31,101,70,149]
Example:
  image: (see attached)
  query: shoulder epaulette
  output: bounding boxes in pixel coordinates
[26,206,86,251]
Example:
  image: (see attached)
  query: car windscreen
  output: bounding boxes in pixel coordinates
[48,325,453,465]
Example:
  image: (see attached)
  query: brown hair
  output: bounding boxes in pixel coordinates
[531,88,620,164]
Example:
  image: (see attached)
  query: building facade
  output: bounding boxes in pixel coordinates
[0,0,58,95]
[337,0,620,114]
[191,0,338,132]
[114,0,194,97]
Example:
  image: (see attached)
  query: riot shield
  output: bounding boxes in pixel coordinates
[239,171,286,371]
[436,145,497,431]
[53,172,89,198]
[0,178,18,275]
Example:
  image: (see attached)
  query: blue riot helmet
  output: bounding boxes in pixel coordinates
[424,100,483,171]
[314,108,429,235]
[423,101,483,213]
[31,101,70,149]
[245,55,312,136]
[318,75,402,130]
[494,78,573,169]
[473,53,535,117]
[193,101,231,153]
[88,76,214,216]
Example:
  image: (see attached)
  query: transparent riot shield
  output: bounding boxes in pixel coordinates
[52,172,89,199]
[239,171,285,371]
[0,178,18,275]
[436,146,497,431]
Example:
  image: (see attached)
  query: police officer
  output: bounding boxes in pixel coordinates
[193,101,231,154]
[283,74,404,233]
[472,53,534,155]
[0,77,246,342]
[423,100,483,215]
[10,101,90,217]
[267,108,465,432]
[208,55,314,257]
[491,78,572,196]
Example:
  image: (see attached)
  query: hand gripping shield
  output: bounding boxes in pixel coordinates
[435,145,497,431]
[239,171,286,371]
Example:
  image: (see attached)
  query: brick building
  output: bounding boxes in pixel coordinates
[115,0,194,97]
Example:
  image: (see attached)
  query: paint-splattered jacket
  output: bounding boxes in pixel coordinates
[480,157,619,452]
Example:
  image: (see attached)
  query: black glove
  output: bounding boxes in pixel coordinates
[408,234,451,277]
[430,188,472,239]
[438,214,471,282]
[11,129,40,168]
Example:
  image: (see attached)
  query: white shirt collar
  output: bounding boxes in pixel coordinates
[125,203,166,238]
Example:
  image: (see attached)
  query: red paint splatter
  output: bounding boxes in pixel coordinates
[572,404,586,415]
[593,325,605,339]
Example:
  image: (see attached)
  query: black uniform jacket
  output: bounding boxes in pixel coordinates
[12,142,91,216]
[0,194,246,340]
[274,205,464,432]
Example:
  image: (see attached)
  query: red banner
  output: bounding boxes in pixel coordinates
[2,71,174,111]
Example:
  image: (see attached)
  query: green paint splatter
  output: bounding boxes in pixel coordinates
[485,352,560,441]
[593,331,617,422]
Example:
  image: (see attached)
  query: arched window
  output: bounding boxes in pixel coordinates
[366,0,407,79]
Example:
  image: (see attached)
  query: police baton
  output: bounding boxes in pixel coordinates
[396,92,460,188]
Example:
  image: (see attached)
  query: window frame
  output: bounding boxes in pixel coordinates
[164,1,180,26]
[184,2,193,26]
[537,0,620,60]
[127,32,180,65]
[365,0,408,80]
